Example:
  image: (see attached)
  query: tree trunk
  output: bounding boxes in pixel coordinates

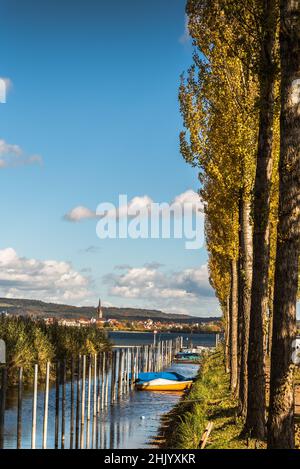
[267,0,300,449]
[238,198,253,418]
[245,0,277,439]
[230,259,238,394]
[267,285,274,357]
[225,295,231,374]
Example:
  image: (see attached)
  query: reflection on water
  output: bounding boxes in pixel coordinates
[3,363,198,449]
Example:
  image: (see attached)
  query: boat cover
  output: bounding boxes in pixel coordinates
[136,371,188,382]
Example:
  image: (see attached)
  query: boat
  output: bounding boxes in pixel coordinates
[135,371,194,391]
[174,351,201,364]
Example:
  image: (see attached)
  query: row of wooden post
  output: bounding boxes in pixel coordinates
[0,337,182,449]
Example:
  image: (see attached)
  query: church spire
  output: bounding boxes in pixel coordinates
[97,298,103,319]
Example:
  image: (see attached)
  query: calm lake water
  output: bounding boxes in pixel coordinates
[3,331,214,449]
[108,331,217,347]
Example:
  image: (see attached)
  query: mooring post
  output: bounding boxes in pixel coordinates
[101,352,105,410]
[117,349,122,399]
[42,361,50,449]
[126,348,130,394]
[75,354,81,449]
[123,349,127,395]
[31,364,38,449]
[105,353,109,407]
[124,348,128,395]
[130,348,134,390]
[146,344,149,372]
[80,354,86,449]
[70,356,75,449]
[92,354,97,448]
[17,367,23,449]
[111,351,117,403]
[96,353,101,449]
[86,355,91,448]
[149,344,152,372]
[0,366,7,449]
[61,359,66,449]
[55,361,60,449]
[139,346,142,372]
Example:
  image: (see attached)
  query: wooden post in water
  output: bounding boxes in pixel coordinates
[126,348,130,394]
[110,351,117,404]
[140,346,144,373]
[75,354,81,449]
[86,355,91,448]
[117,349,123,400]
[139,346,142,373]
[55,361,60,449]
[123,348,127,395]
[138,346,141,373]
[105,353,109,407]
[97,353,102,449]
[61,359,66,449]
[80,354,86,449]
[122,349,127,395]
[101,352,105,409]
[0,366,7,449]
[92,354,97,448]
[17,367,23,449]
[148,345,152,372]
[130,348,134,390]
[70,356,75,449]
[42,362,50,449]
[31,364,38,449]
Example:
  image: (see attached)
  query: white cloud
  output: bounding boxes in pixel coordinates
[0,139,43,168]
[64,206,97,222]
[0,140,22,156]
[103,263,219,317]
[0,248,92,304]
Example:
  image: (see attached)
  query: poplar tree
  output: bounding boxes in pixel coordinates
[267,0,300,448]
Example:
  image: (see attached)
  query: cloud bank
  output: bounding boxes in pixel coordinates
[0,248,92,304]
[103,262,219,317]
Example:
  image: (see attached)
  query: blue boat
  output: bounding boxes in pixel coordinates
[136,371,189,382]
[135,371,195,391]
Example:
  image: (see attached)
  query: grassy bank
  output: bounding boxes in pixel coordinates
[0,315,111,384]
[162,348,257,449]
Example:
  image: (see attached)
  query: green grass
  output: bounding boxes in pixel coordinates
[162,349,260,449]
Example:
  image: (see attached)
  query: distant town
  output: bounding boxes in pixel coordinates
[0,297,223,333]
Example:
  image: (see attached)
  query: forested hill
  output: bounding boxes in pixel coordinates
[0,298,219,324]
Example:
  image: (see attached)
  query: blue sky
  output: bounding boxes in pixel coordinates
[0,0,220,317]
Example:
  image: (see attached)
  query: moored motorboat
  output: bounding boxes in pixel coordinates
[174,351,201,364]
[135,371,194,391]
